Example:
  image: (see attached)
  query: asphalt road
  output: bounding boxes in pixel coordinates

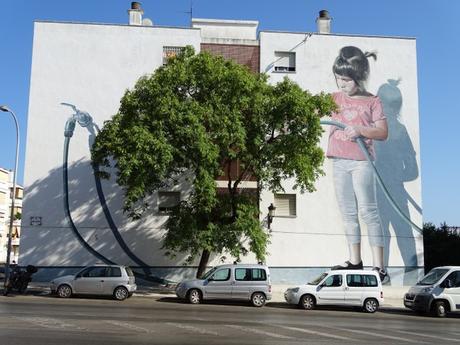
[0,294,459,345]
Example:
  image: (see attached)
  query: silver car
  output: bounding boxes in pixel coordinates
[50,265,137,301]
[175,264,272,307]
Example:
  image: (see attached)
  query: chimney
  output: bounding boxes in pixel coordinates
[316,10,331,34]
[128,2,143,26]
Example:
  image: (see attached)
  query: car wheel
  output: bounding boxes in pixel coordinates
[432,301,447,317]
[363,298,379,313]
[251,292,266,307]
[299,294,316,310]
[187,289,202,304]
[57,284,72,298]
[113,286,129,301]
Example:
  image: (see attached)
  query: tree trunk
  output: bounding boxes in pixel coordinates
[196,249,211,278]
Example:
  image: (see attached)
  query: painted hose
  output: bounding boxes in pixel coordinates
[63,113,169,285]
[63,136,116,265]
[320,119,423,234]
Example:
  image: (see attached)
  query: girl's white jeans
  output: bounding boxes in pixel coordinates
[332,158,384,247]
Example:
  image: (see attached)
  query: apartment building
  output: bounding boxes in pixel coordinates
[0,168,23,264]
[20,4,422,285]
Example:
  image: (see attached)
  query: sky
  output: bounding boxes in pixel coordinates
[0,0,459,226]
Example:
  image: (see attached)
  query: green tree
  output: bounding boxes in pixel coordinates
[423,222,460,273]
[92,46,336,278]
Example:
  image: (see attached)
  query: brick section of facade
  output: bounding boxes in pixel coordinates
[202,43,260,185]
[201,43,260,74]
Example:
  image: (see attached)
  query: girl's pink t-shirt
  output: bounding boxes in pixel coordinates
[327,92,386,161]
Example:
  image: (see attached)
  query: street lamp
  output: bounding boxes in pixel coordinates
[0,105,20,290]
[267,203,276,230]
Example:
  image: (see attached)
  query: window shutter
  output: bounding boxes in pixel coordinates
[274,194,296,216]
[274,52,296,72]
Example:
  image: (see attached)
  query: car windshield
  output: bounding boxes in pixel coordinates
[416,268,449,286]
[308,272,328,285]
[201,267,217,280]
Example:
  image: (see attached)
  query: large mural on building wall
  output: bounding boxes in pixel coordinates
[321,46,422,284]
[20,22,422,285]
[260,32,422,285]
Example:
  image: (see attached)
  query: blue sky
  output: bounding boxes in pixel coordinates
[0,0,459,226]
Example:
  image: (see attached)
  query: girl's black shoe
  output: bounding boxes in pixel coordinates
[332,261,363,270]
[373,267,389,283]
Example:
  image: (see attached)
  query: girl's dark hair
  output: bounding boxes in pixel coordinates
[333,46,376,84]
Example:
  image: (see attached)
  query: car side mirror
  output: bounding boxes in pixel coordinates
[442,279,453,289]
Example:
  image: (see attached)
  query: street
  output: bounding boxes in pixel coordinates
[0,294,459,344]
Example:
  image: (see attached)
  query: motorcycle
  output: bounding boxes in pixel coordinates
[4,265,38,295]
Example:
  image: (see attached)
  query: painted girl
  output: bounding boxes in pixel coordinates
[327,46,388,281]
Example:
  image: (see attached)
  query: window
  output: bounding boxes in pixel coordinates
[125,267,135,277]
[235,268,267,281]
[363,275,378,287]
[444,271,460,288]
[163,46,184,65]
[323,274,342,287]
[210,269,230,281]
[251,268,267,281]
[235,268,251,281]
[79,266,107,278]
[10,187,23,200]
[108,267,122,277]
[274,194,296,217]
[346,274,378,287]
[158,191,180,213]
[274,51,296,72]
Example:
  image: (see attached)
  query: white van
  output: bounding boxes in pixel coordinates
[284,269,384,313]
[175,264,272,307]
[404,266,460,317]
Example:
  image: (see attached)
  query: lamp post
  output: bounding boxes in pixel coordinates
[267,203,276,230]
[0,105,20,289]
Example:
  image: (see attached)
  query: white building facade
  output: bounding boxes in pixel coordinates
[0,168,23,264]
[21,8,422,285]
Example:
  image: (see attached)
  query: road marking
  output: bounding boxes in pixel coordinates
[329,326,425,343]
[104,320,155,333]
[394,329,460,342]
[226,324,294,340]
[165,322,219,336]
[273,324,359,341]
[15,317,86,331]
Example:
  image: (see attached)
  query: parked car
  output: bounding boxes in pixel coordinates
[50,265,136,301]
[175,264,272,307]
[284,269,384,313]
[404,266,460,317]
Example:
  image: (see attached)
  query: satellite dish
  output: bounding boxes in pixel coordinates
[142,18,153,26]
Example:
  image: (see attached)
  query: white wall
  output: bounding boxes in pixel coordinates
[259,32,422,269]
[22,22,201,266]
[21,23,422,276]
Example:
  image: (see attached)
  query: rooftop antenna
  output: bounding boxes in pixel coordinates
[184,0,193,27]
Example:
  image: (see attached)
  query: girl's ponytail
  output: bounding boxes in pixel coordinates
[364,51,377,61]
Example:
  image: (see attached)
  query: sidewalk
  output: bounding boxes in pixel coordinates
[21,282,406,308]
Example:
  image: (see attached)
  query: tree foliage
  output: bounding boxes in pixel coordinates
[92,46,335,275]
[423,222,460,273]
